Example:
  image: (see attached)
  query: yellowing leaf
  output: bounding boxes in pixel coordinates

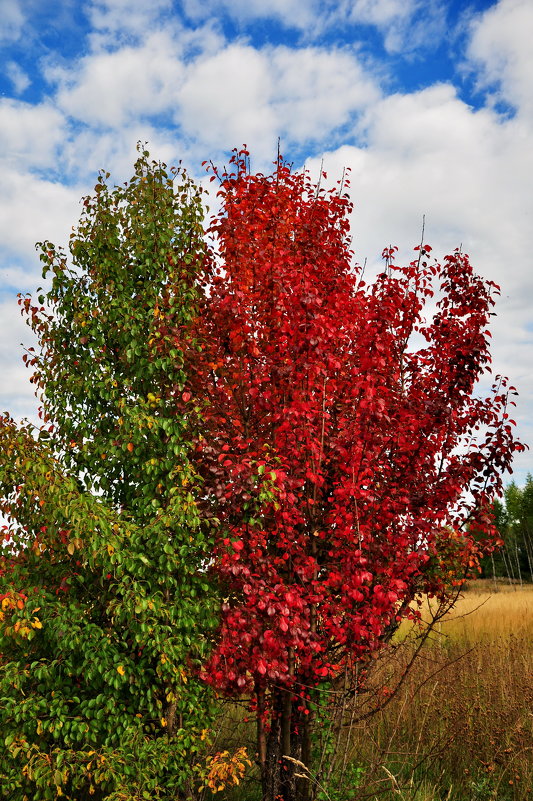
[116,665,125,676]
[31,618,42,629]
[107,544,115,556]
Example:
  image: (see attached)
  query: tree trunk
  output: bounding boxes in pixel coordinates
[261,688,307,801]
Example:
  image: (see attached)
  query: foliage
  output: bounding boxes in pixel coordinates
[0,152,218,800]
[0,146,524,801]
[173,149,523,800]
[198,746,252,794]
[481,477,533,582]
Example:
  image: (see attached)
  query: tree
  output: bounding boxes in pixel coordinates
[482,477,533,582]
[1,147,524,801]
[173,150,523,801]
[0,152,218,800]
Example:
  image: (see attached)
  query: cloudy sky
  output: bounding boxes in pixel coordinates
[0,0,532,485]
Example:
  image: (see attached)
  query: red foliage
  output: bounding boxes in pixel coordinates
[174,150,523,698]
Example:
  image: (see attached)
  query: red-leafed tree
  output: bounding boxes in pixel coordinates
[167,151,522,801]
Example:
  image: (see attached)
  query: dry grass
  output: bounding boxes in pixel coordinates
[328,582,533,801]
[426,580,533,643]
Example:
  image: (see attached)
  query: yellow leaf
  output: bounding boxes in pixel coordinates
[116,665,125,676]
[161,717,167,727]
[107,544,115,556]
[31,618,42,629]
[67,542,75,555]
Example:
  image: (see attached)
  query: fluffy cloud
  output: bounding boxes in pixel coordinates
[0,299,38,422]
[0,167,81,269]
[5,61,30,94]
[0,0,25,43]
[44,29,380,163]
[177,45,380,160]
[87,0,175,40]
[467,0,533,121]
[0,100,65,169]
[46,31,185,128]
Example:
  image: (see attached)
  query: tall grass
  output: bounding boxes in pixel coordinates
[327,582,533,801]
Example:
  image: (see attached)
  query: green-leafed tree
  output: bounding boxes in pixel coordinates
[482,477,533,582]
[0,151,218,800]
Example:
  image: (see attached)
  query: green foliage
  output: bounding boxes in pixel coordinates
[0,151,218,800]
[482,477,533,581]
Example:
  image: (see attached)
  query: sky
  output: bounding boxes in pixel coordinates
[0,0,532,486]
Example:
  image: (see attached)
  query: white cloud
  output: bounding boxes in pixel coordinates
[46,31,185,127]
[43,30,380,163]
[177,44,380,159]
[0,0,25,42]
[0,298,39,422]
[0,100,65,169]
[314,83,533,298]
[467,0,533,121]
[5,60,30,94]
[0,167,81,266]
[87,0,174,39]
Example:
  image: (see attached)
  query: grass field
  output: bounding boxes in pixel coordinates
[324,581,533,801]
[212,581,533,801]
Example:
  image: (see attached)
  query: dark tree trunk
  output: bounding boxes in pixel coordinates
[261,688,308,801]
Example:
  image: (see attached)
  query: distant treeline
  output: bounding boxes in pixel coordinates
[481,475,533,583]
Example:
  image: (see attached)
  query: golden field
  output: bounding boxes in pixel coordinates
[345,581,533,801]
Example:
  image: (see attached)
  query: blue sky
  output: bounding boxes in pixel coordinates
[1,0,532,484]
